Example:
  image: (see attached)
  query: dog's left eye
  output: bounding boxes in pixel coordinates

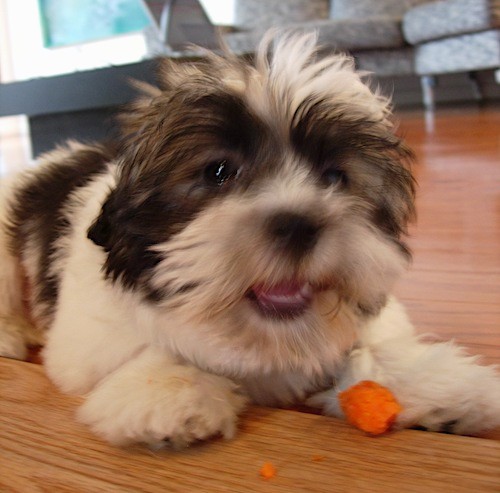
[203,159,239,187]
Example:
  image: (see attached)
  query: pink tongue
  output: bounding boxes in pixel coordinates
[251,282,313,316]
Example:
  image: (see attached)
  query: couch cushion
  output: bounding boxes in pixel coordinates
[224,16,406,54]
[331,0,433,19]
[404,0,500,45]
[415,29,500,74]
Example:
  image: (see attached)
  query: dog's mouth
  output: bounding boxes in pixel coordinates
[247,281,313,319]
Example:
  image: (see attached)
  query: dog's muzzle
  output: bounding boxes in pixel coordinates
[244,211,323,319]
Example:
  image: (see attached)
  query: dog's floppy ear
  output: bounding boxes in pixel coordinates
[87,193,115,250]
[87,211,110,249]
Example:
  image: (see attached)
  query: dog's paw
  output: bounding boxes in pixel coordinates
[392,346,500,436]
[78,365,247,449]
[396,386,500,436]
[308,351,500,436]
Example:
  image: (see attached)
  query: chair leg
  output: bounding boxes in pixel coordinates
[468,72,483,102]
[420,75,437,111]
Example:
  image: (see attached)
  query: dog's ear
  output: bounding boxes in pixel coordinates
[87,194,115,250]
[87,211,110,249]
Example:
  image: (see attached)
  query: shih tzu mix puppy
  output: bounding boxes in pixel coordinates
[0,33,499,448]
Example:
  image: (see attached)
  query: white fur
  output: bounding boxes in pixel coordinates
[308,298,500,434]
[0,33,499,448]
[78,346,247,448]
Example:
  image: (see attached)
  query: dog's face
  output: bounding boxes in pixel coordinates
[89,34,415,377]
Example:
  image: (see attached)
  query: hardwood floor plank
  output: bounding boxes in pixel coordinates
[395,106,500,365]
[396,270,500,304]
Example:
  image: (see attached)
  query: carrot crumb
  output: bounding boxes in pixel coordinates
[338,380,403,435]
[259,462,277,479]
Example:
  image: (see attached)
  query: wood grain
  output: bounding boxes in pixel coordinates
[394,106,500,366]
[1,358,499,493]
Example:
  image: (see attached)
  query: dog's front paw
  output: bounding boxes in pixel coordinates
[393,347,500,436]
[397,385,500,436]
[78,365,247,449]
[308,358,500,436]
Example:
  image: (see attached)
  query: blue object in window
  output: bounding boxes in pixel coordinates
[39,0,152,48]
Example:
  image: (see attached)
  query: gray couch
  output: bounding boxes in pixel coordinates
[224,0,500,109]
[403,0,500,107]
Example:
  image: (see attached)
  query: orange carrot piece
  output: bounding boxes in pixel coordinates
[259,462,277,479]
[338,380,403,435]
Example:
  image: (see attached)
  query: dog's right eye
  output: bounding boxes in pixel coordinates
[321,167,348,188]
[203,159,239,187]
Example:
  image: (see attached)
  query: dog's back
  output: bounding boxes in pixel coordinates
[0,141,117,355]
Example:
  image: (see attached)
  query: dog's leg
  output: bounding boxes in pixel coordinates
[308,297,500,435]
[77,346,247,448]
[0,176,33,360]
[0,244,26,360]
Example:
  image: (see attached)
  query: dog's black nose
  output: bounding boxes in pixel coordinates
[266,211,322,256]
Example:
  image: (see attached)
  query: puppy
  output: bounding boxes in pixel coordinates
[0,33,499,448]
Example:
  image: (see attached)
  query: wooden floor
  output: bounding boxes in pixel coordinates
[393,105,500,367]
[1,357,499,493]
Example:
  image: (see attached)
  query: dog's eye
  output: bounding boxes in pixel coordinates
[203,159,239,187]
[321,168,347,187]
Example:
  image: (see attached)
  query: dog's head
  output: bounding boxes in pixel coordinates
[89,33,415,376]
